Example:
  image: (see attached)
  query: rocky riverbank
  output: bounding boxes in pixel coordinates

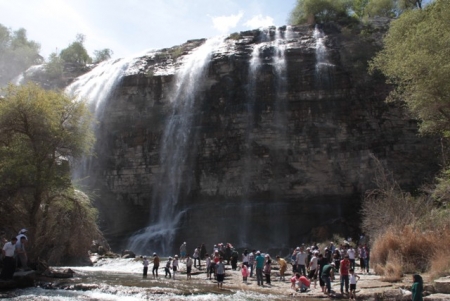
[174,262,450,300]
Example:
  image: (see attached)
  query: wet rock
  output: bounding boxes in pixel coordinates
[12,270,35,288]
[122,250,136,258]
[0,279,17,290]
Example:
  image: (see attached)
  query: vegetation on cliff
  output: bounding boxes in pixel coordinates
[0,83,101,264]
[0,24,42,86]
[363,0,450,280]
[289,0,424,24]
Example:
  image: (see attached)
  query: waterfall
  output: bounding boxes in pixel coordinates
[65,56,138,182]
[237,28,291,247]
[127,36,225,255]
[12,64,45,85]
[313,25,334,88]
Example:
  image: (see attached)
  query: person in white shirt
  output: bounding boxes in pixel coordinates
[308,251,319,288]
[1,237,17,279]
[142,256,149,278]
[347,246,356,270]
[296,247,308,276]
[172,255,179,279]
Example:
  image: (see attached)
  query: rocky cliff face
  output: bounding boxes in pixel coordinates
[76,23,440,254]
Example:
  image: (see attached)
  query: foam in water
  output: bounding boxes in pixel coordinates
[127,36,225,255]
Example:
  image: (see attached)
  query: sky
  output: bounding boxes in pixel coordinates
[0,0,297,60]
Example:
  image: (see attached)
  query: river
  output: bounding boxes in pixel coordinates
[4,258,324,301]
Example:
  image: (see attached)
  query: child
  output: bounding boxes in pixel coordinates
[349,268,360,300]
[205,253,211,279]
[172,255,179,279]
[216,257,225,289]
[165,257,172,278]
[142,256,149,278]
[186,254,193,279]
[241,263,249,283]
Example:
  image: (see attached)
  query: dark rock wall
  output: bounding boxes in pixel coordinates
[84,25,440,253]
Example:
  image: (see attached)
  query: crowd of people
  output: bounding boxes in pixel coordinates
[140,240,372,298]
[0,228,29,280]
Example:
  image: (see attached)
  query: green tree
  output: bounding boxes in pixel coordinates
[289,0,352,24]
[60,33,92,66]
[92,48,113,63]
[351,0,370,18]
[44,52,65,80]
[0,83,95,233]
[0,24,41,86]
[365,0,397,17]
[370,0,450,135]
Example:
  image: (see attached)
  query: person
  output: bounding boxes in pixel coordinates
[200,243,207,260]
[216,256,225,289]
[248,250,255,277]
[358,245,366,273]
[142,256,149,278]
[186,254,193,279]
[291,273,301,290]
[333,249,341,272]
[15,236,28,271]
[225,243,232,264]
[165,257,172,278]
[411,274,423,301]
[172,255,179,279]
[205,253,211,279]
[308,251,318,288]
[1,237,17,280]
[340,255,351,294]
[255,251,264,286]
[180,242,187,262]
[242,249,249,267]
[290,273,310,292]
[230,248,239,270]
[152,253,160,278]
[276,255,287,281]
[349,268,360,300]
[295,247,307,276]
[16,229,28,242]
[317,253,328,293]
[298,275,311,292]
[241,263,249,283]
[347,245,356,270]
[291,248,299,273]
[193,246,201,268]
[213,251,220,279]
[321,262,335,295]
[363,245,370,274]
[264,254,272,285]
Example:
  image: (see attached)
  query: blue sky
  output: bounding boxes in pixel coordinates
[0,0,296,60]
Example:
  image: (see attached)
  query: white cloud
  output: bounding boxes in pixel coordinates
[210,11,244,34]
[244,15,274,29]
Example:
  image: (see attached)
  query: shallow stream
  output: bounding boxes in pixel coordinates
[4,258,323,301]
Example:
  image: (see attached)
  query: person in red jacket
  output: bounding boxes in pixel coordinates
[340,255,351,295]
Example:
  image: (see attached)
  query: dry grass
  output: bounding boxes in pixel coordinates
[380,251,404,282]
[371,225,450,279]
[362,155,450,279]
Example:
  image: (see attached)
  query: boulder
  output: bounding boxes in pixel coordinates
[121,250,136,258]
[12,270,35,288]
[424,293,450,300]
[434,276,450,294]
